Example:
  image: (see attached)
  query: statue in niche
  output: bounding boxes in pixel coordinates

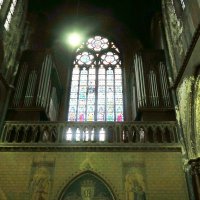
[125,173,146,200]
[30,167,50,200]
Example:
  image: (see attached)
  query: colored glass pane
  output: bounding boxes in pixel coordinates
[115,93,122,98]
[76,52,94,65]
[97,113,105,121]
[101,52,119,65]
[87,36,109,51]
[115,75,122,79]
[99,80,105,85]
[87,113,94,121]
[107,113,114,121]
[98,86,105,92]
[116,113,123,122]
[115,86,122,93]
[115,98,123,104]
[72,75,79,80]
[107,68,113,74]
[79,99,86,105]
[88,80,95,86]
[78,113,85,121]
[98,98,105,104]
[70,93,77,98]
[115,81,121,85]
[70,99,77,105]
[115,68,121,74]
[88,98,95,104]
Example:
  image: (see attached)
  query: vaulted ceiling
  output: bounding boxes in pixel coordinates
[28,0,161,48]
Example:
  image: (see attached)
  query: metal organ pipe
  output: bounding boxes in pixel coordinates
[46,81,51,113]
[139,56,146,106]
[37,56,46,106]
[49,87,58,121]
[13,63,28,107]
[43,55,52,109]
[134,55,141,107]
[148,72,153,106]
[137,55,143,106]
[41,54,50,108]
[24,70,37,106]
[153,71,159,106]
[134,54,146,107]
[37,54,52,109]
[159,62,170,106]
[149,71,159,107]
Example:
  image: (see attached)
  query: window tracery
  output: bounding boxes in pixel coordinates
[68,36,124,122]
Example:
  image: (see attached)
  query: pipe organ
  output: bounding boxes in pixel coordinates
[133,51,171,110]
[10,51,61,121]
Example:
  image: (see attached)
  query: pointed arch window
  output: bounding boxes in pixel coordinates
[68,36,124,122]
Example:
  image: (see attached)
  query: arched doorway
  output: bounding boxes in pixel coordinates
[59,172,116,200]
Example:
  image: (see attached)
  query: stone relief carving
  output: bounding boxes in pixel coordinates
[178,77,196,159]
[29,157,55,200]
[166,0,184,56]
[125,173,146,200]
[162,0,177,78]
[30,167,50,200]
[80,154,94,171]
[162,0,185,79]
[194,75,200,156]
[123,158,146,200]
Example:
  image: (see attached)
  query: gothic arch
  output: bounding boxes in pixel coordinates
[58,171,117,200]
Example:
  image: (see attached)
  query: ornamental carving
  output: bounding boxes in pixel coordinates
[177,77,196,159]
[194,75,200,156]
[28,157,55,200]
[165,0,184,56]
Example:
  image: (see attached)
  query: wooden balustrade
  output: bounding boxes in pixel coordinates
[0,121,179,146]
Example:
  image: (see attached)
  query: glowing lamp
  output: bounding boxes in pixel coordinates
[67,32,82,47]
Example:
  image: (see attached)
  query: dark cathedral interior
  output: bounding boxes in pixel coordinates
[0,0,200,199]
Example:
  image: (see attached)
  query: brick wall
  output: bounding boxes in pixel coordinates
[0,151,189,200]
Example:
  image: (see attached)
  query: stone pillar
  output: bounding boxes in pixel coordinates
[189,158,200,200]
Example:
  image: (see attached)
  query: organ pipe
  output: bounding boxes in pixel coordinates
[24,70,37,106]
[13,63,28,107]
[36,54,51,108]
[148,70,159,107]
[134,54,146,107]
[11,52,61,121]
[49,87,58,121]
[159,62,170,106]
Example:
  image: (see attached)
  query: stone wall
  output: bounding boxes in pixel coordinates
[0,151,189,200]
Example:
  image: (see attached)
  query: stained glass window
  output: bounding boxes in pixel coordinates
[68,36,124,122]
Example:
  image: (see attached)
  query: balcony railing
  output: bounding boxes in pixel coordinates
[0,121,179,148]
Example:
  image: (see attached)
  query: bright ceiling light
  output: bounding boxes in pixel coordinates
[67,32,82,47]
